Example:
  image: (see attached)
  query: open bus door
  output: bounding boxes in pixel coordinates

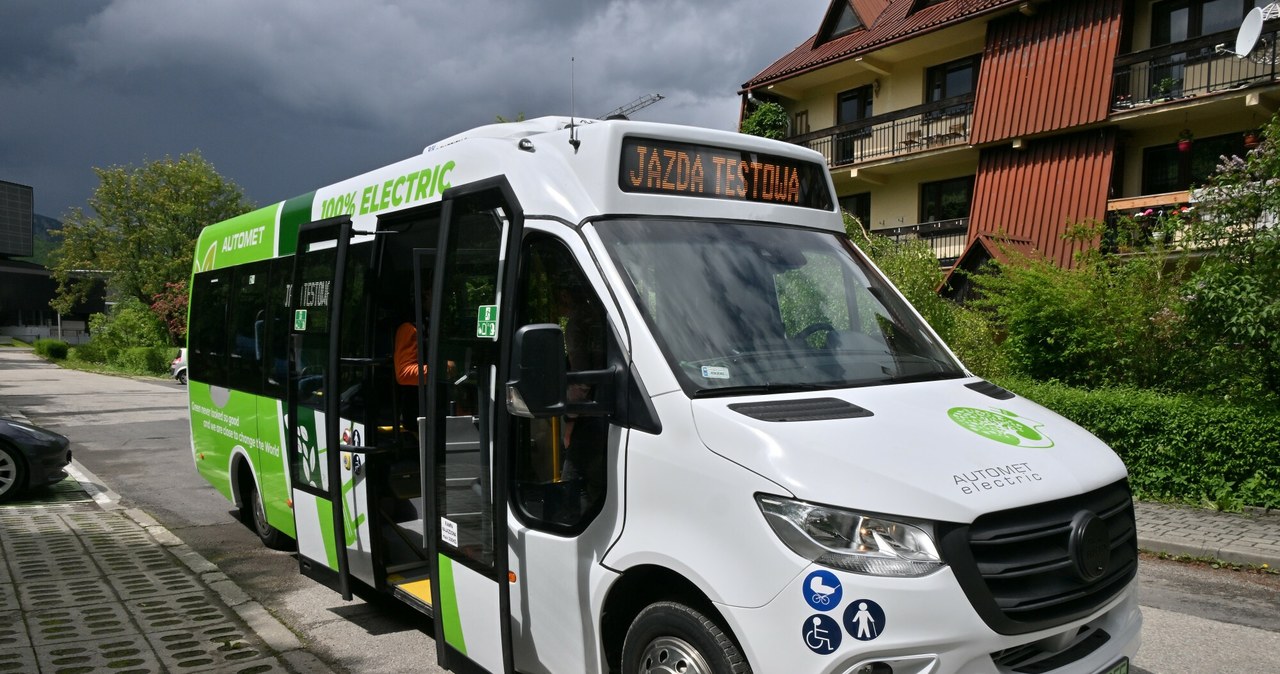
[423,179,521,674]
[286,216,361,600]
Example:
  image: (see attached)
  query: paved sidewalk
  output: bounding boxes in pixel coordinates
[0,454,334,673]
[1135,500,1279,567]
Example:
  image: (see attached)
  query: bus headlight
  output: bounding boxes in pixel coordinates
[757,495,945,577]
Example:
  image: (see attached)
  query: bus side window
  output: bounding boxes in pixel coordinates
[511,235,609,532]
[262,256,292,399]
[189,269,230,387]
[228,261,270,394]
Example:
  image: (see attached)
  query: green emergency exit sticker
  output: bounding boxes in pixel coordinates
[476,305,498,338]
[294,309,308,331]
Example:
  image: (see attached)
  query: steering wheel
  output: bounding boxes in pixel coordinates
[794,322,836,342]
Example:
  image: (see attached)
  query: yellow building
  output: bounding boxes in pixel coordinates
[741,0,1277,270]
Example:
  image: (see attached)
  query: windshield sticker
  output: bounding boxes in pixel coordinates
[948,407,1054,448]
[701,365,731,379]
[953,462,1044,495]
[842,599,885,641]
[476,305,498,338]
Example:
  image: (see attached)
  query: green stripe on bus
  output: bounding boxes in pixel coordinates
[279,191,316,256]
[316,497,338,570]
[437,555,467,655]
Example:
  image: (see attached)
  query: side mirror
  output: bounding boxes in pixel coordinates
[507,324,567,418]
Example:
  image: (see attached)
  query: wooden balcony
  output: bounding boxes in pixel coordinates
[788,95,975,169]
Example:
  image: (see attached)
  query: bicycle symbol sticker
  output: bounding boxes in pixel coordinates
[842,598,886,641]
[802,614,842,655]
[802,570,842,611]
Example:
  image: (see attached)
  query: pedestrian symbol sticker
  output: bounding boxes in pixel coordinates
[294,309,308,331]
[476,305,498,338]
[803,570,842,611]
[802,614,841,655]
[842,598,885,641]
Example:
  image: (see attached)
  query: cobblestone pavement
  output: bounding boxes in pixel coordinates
[0,466,332,674]
[1135,500,1279,567]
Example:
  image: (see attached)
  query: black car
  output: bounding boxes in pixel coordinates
[0,417,72,502]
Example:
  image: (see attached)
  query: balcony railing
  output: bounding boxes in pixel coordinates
[867,217,970,266]
[1111,26,1279,110]
[1103,191,1194,252]
[789,95,975,169]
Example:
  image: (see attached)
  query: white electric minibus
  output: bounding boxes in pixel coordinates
[186,116,1140,674]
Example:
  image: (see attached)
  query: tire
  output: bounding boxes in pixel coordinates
[245,479,294,551]
[0,443,27,503]
[622,601,752,674]
[177,369,187,385]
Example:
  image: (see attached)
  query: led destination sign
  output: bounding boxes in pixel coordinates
[619,137,832,211]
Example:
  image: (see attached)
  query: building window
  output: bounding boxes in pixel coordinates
[794,110,810,135]
[840,193,871,230]
[920,176,974,223]
[837,85,874,125]
[1152,0,1259,46]
[1141,132,1248,194]
[829,2,862,39]
[926,55,980,103]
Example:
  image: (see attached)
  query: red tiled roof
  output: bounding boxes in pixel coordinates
[742,0,1025,91]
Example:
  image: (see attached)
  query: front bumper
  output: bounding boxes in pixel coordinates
[28,434,72,489]
[721,565,1141,674]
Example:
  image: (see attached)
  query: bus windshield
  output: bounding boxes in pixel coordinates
[597,219,965,397]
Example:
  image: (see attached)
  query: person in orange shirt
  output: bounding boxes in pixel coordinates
[393,320,427,386]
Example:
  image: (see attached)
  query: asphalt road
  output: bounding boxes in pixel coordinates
[3,349,1278,673]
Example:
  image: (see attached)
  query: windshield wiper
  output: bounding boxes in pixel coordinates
[692,382,839,398]
[880,370,966,385]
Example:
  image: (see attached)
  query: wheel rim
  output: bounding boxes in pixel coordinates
[636,636,713,674]
[0,451,16,496]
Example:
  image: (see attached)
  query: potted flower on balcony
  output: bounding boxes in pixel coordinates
[1151,76,1180,102]
[1177,128,1193,153]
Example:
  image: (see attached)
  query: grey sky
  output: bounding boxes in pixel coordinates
[1,0,825,220]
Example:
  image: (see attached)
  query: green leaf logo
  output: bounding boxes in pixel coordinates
[948,407,1054,448]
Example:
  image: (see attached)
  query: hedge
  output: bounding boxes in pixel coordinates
[1001,378,1280,510]
[33,339,69,360]
[113,346,173,374]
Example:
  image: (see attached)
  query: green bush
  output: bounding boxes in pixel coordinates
[88,297,169,349]
[1002,378,1280,510]
[34,339,70,360]
[112,346,172,374]
[70,342,101,363]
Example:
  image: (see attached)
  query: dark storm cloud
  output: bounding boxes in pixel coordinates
[0,0,823,219]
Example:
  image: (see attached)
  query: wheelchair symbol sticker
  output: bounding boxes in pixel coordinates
[803,570,842,611]
[842,598,886,641]
[802,614,842,655]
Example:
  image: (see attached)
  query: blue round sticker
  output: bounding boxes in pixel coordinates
[802,570,842,611]
[842,598,886,641]
[802,614,842,655]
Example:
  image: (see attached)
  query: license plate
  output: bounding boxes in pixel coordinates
[1098,657,1129,674]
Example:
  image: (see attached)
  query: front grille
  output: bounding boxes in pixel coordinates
[939,479,1137,635]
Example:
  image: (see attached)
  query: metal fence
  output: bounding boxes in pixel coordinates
[868,218,970,266]
[1112,26,1278,110]
[789,95,975,169]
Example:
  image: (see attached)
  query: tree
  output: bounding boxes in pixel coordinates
[739,101,790,140]
[51,152,253,324]
[1180,114,1280,397]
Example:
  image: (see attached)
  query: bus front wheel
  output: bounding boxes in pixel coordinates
[621,601,751,674]
[245,480,293,551]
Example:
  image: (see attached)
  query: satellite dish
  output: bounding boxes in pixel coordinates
[1235,7,1264,57]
